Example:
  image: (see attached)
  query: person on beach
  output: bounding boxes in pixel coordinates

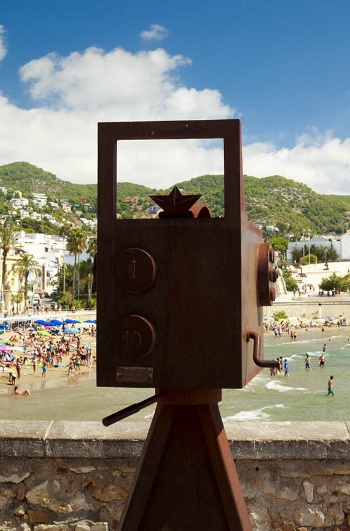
[14,386,30,396]
[305,353,311,370]
[319,353,325,368]
[270,361,277,377]
[327,376,334,396]
[279,356,283,374]
[42,362,47,378]
[284,359,289,377]
[32,356,37,375]
[16,357,22,380]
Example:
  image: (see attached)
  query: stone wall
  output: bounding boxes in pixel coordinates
[1,421,350,530]
[264,299,350,322]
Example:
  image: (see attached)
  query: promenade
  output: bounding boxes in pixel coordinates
[268,259,350,322]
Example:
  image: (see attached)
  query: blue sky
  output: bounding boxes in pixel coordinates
[0,0,349,194]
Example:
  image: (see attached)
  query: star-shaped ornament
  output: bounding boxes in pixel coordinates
[150,186,202,218]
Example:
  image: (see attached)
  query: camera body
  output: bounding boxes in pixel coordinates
[97,120,275,389]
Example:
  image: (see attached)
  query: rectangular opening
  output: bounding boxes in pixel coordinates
[116,139,224,219]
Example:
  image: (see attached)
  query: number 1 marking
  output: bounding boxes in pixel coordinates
[127,260,136,279]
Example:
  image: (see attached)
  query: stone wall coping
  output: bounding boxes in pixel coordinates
[0,420,349,460]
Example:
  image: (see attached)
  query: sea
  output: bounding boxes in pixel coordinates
[1,326,350,423]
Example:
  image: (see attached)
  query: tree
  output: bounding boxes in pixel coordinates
[291,247,303,264]
[319,273,343,292]
[0,223,19,311]
[57,263,74,294]
[11,253,41,306]
[272,310,288,321]
[270,237,289,257]
[87,237,97,258]
[285,276,299,292]
[12,292,23,314]
[340,274,350,292]
[79,258,94,302]
[300,254,318,266]
[66,228,87,301]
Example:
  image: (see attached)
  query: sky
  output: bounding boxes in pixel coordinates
[0,0,349,195]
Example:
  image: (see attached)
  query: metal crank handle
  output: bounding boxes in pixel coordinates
[248,330,280,369]
[102,392,163,426]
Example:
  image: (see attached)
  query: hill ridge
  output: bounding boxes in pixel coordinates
[0,161,349,237]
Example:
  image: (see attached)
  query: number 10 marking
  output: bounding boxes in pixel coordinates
[123,330,142,351]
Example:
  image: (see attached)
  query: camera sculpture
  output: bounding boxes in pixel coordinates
[97,119,278,530]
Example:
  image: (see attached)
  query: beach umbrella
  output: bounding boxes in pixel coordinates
[65,318,81,324]
[0,345,22,351]
[85,319,96,323]
[1,339,12,345]
[35,319,51,326]
[48,319,64,326]
[37,330,51,336]
[64,328,81,334]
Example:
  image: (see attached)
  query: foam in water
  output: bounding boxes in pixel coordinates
[266,381,306,392]
[223,403,286,422]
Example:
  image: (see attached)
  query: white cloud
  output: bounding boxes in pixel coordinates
[0,45,234,186]
[0,43,350,195]
[0,25,8,61]
[243,132,350,195]
[140,24,169,41]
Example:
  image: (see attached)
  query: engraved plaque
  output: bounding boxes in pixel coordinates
[116,366,154,384]
[114,248,157,292]
[112,315,156,359]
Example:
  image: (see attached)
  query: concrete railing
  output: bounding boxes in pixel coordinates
[1,420,350,529]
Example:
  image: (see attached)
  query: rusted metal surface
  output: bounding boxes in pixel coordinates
[97,119,278,390]
[248,330,279,369]
[118,390,252,531]
[97,119,278,531]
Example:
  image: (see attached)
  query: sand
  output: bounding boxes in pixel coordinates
[0,327,96,394]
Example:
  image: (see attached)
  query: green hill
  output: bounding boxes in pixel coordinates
[0,162,97,200]
[0,162,349,238]
[175,174,350,236]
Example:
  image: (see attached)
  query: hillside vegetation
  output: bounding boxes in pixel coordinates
[0,162,349,238]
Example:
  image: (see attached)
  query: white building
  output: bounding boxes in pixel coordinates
[14,232,68,296]
[338,231,350,260]
[9,197,29,209]
[32,193,47,208]
[287,236,342,262]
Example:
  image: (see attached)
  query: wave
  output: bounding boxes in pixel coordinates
[223,403,286,422]
[266,381,306,392]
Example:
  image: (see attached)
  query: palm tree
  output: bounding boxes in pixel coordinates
[87,237,97,258]
[0,223,19,312]
[12,292,24,314]
[66,228,87,301]
[11,253,41,306]
[79,258,94,302]
[87,237,97,294]
[58,263,74,293]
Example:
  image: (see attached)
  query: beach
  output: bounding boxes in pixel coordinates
[1,316,350,423]
[0,316,102,417]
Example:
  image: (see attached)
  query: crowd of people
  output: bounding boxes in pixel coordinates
[0,321,96,396]
[267,324,338,397]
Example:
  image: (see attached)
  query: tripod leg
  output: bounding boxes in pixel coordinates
[118,402,176,530]
[198,403,252,530]
[119,401,251,531]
